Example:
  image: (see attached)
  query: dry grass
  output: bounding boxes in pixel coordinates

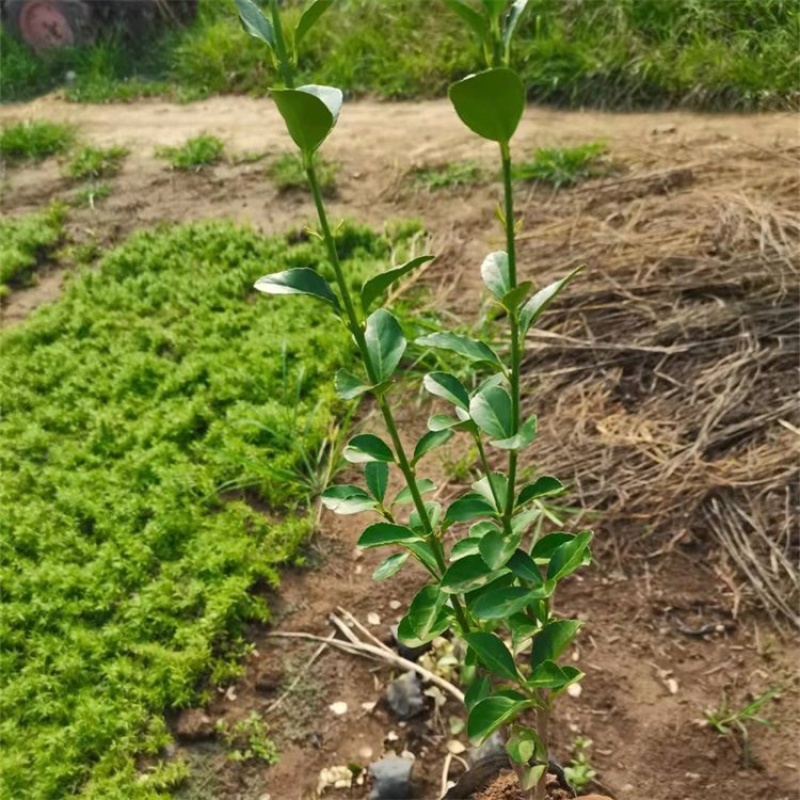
[505,143,799,627]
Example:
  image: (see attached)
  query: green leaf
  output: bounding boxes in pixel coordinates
[406,584,447,640]
[530,532,573,562]
[469,520,502,538]
[467,694,529,743]
[500,281,532,314]
[365,462,388,503]
[294,0,334,45]
[451,537,482,560]
[507,549,544,585]
[365,309,406,383]
[464,675,492,712]
[517,476,564,506]
[234,0,275,47]
[464,632,519,681]
[503,0,531,52]
[470,586,536,620]
[528,660,583,690]
[441,555,502,593]
[344,433,394,463]
[444,494,496,526]
[471,472,509,511]
[531,620,582,665]
[479,528,521,570]
[416,332,501,367]
[481,251,510,299]
[521,764,547,791]
[427,414,475,433]
[320,485,376,515]
[423,372,470,411]
[409,500,442,533]
[271,85,342,156]
[372,552,408,581]
[508,612,540,651]
[394,478,437,505]
[397,608,450,647]
[357,522,421,549]
[442,0,489,43]
[412,428,455,464]
[520,266,583,336]
[547,530,593,583]
[404,540,440,573]
[491,415,537,450]
[507,726,539,765]
[449,68,525,143]
[334,368,370,400]
[361,255,434,311]
[470,385,513,439]
[254,268,339,309]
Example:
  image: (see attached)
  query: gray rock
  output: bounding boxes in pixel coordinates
[468,731,505,766]
[385,671,425,720]
[368,756,414,800]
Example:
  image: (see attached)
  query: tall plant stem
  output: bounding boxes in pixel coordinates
[305,159,470,632]
[534,701,550,800]
[268,0,294,88]
[500,142,522,523]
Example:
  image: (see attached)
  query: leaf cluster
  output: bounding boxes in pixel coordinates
[155,134,225,171]
[0,219,388,798]
[65,144,130,181]
[0,119,77,163]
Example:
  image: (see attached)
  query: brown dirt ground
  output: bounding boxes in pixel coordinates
[1,98,798,800]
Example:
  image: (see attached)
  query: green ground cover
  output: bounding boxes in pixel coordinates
[0,204,66,298]
[0,219,390,799]
[1,0,796,110]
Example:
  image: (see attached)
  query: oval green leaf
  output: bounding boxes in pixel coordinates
[467,694,529,744]
[423,371,471,411]
[444,494,496,526]
[320,485,376,515]
[272,85,342,156]
[470,586,537,620]
[491,415,537,450]
[361,255,434,312]
[344,433,394,463]
[464,632,520,682]
[531,619,582,666]
[255,268,339,309]
[406,584,447,640]
[470,385,513,439]
[440,554,502,594]
[481,251,510,299]
[358,522,421,549]
[365,308,406,383]
[478,528,521,570]
[334,368,371,400]
[517,475,564,507]
[520,265,583,335]
[373,552,409,581]
[547,530,593,583]
[394,478,437,505]
[234,0,275,47]
[416,332,501,367]
[449,68,525,143]
[412,428,454,464]
[365,461,389,503]
[294,0,334,45]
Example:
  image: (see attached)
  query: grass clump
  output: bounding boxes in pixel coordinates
[513,142,609,188]
[267,153,338,196]
[0,120,77,164]
[0,204,66,298]
[65,144,130,180]
[0,219,391,799]
[410,161,486,191]
[156,134,225,171]
[71,182,113,209]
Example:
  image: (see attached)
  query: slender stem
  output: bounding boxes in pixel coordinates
[474,435,501,511]
[306,159,470,632]
[533,700,550,800]
[268,0,294,88]
[500,142,521,524]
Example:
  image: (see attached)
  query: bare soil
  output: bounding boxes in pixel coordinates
[1,97,797,800]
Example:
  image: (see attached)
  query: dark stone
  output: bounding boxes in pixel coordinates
[468,731,505,766]
[389,625,430,662]
[173,708,215,741]
[369,755,414,800]
[385,671,425,720]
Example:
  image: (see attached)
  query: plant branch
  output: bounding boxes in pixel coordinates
[268,0,294,88]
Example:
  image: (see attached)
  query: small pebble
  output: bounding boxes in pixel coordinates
[447,740,466,755]
[328,701,348,716]
[358,746,374,760]
[386,671,425,720]
[367,612,381,625]
[361,701,377,712]
[368,756,414,800]
[567,683,582,698]
[389,600,402,610]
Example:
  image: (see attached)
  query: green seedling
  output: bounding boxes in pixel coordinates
[0,120,76,164]
[513,141,609,188]
[71,182,112,209]
[215,712,279,764]
[268,152,338,195]
[703,687,780,768]
[564,736,596,791]
[65,144,129,180]
[156,134,225,171]
[410,161,487,191]
[238,2,590,797]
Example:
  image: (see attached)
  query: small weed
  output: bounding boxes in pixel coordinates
[267,153,338,196]
[0,120,77,164]
[513,141,609,188]
[156,134,225,171]
[71,182,113,209]
[703,687,780,767]
[564,736,597,792]
[215,712,278,764]
[231,149,268,165]
[65,144,129,180]
[410,161,486,190]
